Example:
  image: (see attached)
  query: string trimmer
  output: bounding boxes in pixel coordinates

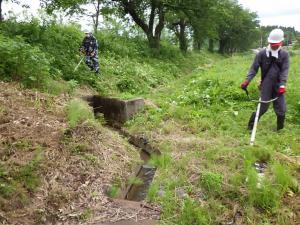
[243,88,278,146]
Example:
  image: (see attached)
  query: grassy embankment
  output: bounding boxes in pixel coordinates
[126,50,300,225]
[0,19,299,224]
[0,20,219,224]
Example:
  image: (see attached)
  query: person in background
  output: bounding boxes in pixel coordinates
[240,28,289,131]
[79,30,100,74]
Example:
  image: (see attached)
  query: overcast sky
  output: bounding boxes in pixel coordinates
[2,0,300,31]
[238,0,300,31]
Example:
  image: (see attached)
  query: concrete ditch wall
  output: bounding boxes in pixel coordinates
[84,95,145,125]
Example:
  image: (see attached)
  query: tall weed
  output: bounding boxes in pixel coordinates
[66,99,95,128]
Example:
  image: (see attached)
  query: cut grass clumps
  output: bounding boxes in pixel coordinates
[66,98,95,128]
[248,181,280,212]
[243,149,298,212]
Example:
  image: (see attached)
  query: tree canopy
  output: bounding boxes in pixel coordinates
[3,0,297,53]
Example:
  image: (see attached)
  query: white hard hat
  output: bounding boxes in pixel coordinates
[83,29,91,34]
[268,28,284,43]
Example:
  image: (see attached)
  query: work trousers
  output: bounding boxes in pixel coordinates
[85,54,99,72]
[258,76,286,117]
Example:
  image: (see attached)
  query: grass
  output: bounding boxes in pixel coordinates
[0,148,43,210]
[66,98,95,128]
[107,185,120,198]
[126,50,300,224]
[200,171,223,196]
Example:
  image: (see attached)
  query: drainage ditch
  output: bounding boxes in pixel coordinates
[84,95,161,202]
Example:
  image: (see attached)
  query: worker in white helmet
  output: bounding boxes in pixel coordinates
[240,28,290,131]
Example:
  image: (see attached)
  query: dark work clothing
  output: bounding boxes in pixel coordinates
[246,48,289,86]
[246,48,289,116]
[85,55,99,72]
[81,35,98,56]
[246,48,289,130]
[80,35,100,73]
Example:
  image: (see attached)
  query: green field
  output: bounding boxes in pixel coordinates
[126,51,300,225]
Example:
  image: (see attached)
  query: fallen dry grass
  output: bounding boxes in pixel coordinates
[0,82,158,224]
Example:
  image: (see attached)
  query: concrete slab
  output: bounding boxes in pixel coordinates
[84,96,145,125]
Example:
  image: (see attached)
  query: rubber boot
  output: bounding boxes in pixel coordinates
[247,112,256,130]
[277,115,285,131]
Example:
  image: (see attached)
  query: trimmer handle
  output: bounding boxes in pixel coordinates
[242,87,250,98]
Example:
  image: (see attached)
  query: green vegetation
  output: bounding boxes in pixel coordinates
[0,33,51,88]
[126,51,300,224]
[200,171,223,196]
[66,98,95,128]
[107,185,120,198]
[0,149,43,209]
[0,1,299,224]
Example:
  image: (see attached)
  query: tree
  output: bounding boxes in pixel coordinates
[167,10,189,52]
[0,0,3,21]
[215,0,259,54]
[0,0,29,22]
[111,0,166,49]
[165,0,219,52]
[187,0,219,51]
[40,0,103,33]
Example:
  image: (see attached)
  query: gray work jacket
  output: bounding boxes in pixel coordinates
[246,48,289,86]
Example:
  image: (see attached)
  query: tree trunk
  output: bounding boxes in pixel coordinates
[172,18,188,52]
[179,19,188,52]
[219,39,226,54]
[92,0,101,33]
[208,39,214,52]
[193,40,201,51]
[0,0,3,22]
[147,34,160,49]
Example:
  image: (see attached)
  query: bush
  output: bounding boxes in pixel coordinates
[39,23,85,80]
[1,19,95,84]
[0,34,51,87]
[0,18,43,44]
